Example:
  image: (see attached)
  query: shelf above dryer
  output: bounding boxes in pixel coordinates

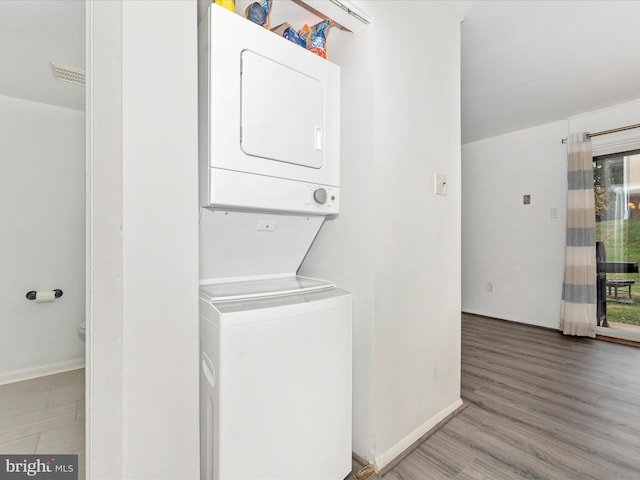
[291,0,372,32]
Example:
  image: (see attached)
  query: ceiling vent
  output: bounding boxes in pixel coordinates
[50,62,85,86]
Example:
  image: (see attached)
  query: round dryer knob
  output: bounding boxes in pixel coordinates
[313,188,328,204]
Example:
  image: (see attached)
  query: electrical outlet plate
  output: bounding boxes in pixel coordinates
[256,220,277,232]
[435,173,447,196]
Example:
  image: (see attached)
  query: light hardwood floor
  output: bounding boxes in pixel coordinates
[381,314,640,480]
[0,369,84,479]
[5,316,640,480]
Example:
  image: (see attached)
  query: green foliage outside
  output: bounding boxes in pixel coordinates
[596,217,640,325]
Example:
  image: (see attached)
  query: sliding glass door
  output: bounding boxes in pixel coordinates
[594,150,640,335]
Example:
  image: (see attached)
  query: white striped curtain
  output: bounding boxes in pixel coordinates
[560,133,597,337]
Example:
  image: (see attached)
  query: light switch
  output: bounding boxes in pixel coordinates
[435,173,447,196]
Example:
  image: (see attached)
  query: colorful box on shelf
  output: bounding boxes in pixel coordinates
[271,22,306,48]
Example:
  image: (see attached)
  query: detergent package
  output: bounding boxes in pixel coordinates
[298,20,332,59]
[214,0,235,12]
[271,22,306,48]
[244,0,271,28]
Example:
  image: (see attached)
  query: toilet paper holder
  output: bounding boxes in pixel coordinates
[26,289,63,301]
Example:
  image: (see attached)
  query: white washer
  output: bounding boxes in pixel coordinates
[199,276,352,480]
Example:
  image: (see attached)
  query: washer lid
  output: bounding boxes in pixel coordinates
[199,276,335,303]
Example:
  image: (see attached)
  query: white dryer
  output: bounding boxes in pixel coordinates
[198,3,341,215]
[199,276,352,480]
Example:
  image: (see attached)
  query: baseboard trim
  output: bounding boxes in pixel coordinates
[0,358,85,386]
[462,309,559,332]
[373,398,464,474]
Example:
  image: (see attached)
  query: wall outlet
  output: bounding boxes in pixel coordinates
[550,207,559,219]
[523,194,531,205]
[487,282,493,293]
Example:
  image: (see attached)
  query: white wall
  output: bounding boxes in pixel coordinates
[570,99,640,156]
[461,121,568,328]
[88,1,199,478]
[300,18,377,461]
[300,0,464,470]
[86,0,123,476]
[461,99,640,329]
[570,98,640,138]
[0,94,85,383]
[121,1,199,477]
[371,1,463,465]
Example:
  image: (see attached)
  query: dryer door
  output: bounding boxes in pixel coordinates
[204,4,340,188]
[241,51,324,169]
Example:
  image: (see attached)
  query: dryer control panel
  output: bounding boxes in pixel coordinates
[207,168,339,215]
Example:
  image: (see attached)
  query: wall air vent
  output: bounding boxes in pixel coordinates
[50,62,86,86]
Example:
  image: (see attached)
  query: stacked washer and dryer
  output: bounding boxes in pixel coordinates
[198,5,352,480]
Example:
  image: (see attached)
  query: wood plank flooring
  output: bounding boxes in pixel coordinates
[381,314,640,480]
[5,317,640,480]
[0,369,85,479]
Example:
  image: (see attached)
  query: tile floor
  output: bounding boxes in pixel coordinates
[0,369,85,479]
